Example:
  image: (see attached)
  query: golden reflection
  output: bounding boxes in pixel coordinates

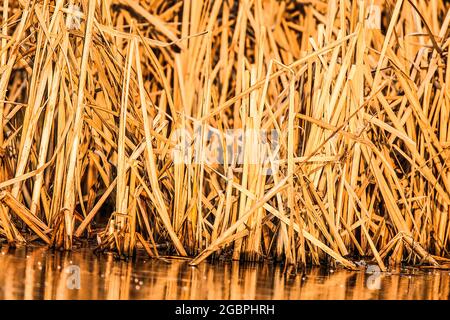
[0,246,448,300]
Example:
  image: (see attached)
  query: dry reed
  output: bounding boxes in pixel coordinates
[0,0,449,270]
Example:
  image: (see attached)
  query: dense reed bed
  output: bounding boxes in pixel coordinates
[0,0,449,270]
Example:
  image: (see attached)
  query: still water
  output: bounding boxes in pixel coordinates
[0,245,448,300]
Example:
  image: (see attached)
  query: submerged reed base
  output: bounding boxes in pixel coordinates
[0,0,450,271]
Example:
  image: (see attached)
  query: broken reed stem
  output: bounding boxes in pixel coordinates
[0,0,449,270]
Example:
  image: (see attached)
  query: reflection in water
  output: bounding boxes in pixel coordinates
[0,245,448,300]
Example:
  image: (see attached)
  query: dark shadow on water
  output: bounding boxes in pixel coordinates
[0,245,448,300]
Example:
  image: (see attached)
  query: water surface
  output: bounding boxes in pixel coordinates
[0,245,448,300]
